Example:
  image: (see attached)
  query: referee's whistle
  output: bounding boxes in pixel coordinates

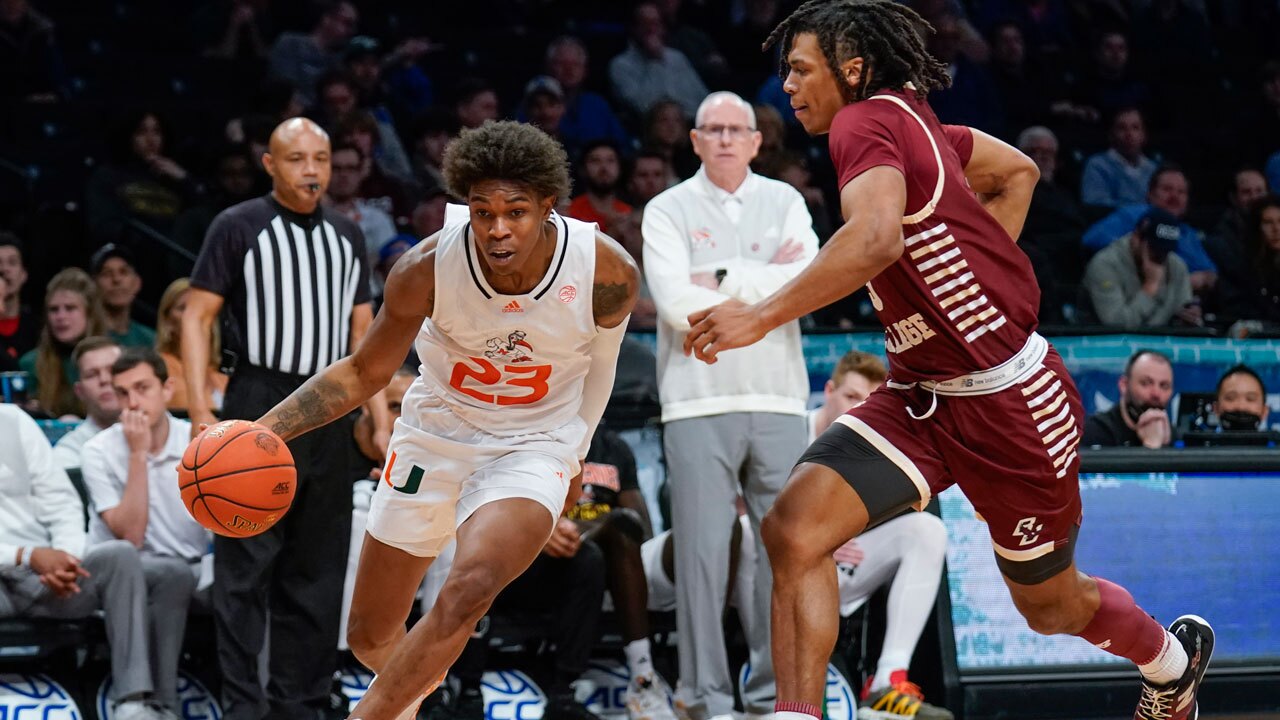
[307,183,321,192]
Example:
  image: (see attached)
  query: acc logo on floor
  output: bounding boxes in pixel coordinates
[97,672,221,719]
[0,673,83,719]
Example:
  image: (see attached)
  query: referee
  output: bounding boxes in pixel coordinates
[181,117,391,720]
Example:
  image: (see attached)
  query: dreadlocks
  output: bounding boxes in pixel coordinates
[763,0,951,101]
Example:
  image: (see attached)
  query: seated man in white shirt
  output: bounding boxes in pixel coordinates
[81,347,210,719]
[808,351,951,719]
[52,336,123,469]
[0,404,160,720]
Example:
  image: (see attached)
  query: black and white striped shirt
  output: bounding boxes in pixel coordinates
[192,195,371,377]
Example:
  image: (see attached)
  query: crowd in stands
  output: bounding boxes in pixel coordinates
[3,1,1280,719]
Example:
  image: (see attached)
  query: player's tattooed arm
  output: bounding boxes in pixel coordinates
[258,234,441,442]
[592,231,640,329]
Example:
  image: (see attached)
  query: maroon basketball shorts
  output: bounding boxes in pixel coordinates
[798,338,1084,585]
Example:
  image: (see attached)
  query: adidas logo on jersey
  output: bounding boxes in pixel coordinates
[503,301,523,313]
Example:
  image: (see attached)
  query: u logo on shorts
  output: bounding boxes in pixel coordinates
[383,451,424,495]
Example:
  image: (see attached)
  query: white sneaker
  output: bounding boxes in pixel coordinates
[626,674,678,720]
[112,700,164,720]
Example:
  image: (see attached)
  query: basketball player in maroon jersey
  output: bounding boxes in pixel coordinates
[682,3,1212,719]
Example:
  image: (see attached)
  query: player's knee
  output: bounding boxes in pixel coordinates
[346,609,398,657]
[761,508,808,565]
[436,567,504,627]
[603,508,646,545]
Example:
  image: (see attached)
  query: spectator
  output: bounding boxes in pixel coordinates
[171,144,259,277]
[453,77,499,130]
[327,142,398,273]
[224,77,305,149]
[1082,208,1195,328]
[195,0,271,62]
[51,336,122,470]
[0,405,157,720]
[1206,168,1269,272]
[1083,165,1218,292]
[655,0,729,88]
[749,104,788,178]
[770,152,834,241]
[410,188,448,240]
[344,34,435,126]
[408,109,456,194]
[1017,126,1087,322]
[641,100,697,180]
[266,0,357,106]
[338,111,416,229]
[626,151,672,208]
[805,351,951,718]
[521,75,572,156]
[927,12,1004,135]
[371,234,417,307]
[19,268,109,418]
[543,35,630,153]
[183,118,379,718]
[1219,195,1280,324]
[1235,62,1280,171]
[91,244,157,349]
[0,0,64,101]
[0,233,38,367]
[85,110,204,247]
[642,92,818,720]
[1080,107,1158,209]
[567,140,633,238]
[81,347,207,718]
[318,71,414,182]
[154,278,227,415]
[1082,349,1175,448]
[608,2,709,120]
[1071,31,1148,122]
[1214,364,1271,433]
[987,22,1056,136]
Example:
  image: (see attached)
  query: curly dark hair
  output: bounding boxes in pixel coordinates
[443,120,571,202]
[762,0,951,101]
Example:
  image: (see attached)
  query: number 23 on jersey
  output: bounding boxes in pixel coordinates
[449,356,553,406]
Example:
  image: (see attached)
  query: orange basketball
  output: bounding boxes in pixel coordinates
[178,419,296,538]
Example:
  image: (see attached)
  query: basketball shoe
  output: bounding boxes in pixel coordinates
[626,673,679,720]
[1134,615,1215,720]
[857,671,954,720]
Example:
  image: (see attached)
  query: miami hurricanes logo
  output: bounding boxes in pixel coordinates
[484,330,534,363]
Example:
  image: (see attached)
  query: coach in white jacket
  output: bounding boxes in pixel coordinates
[641,91,818,720]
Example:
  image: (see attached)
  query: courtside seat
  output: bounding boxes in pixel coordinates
[0,617,103,670]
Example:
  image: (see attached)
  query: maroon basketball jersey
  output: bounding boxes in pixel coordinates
[828,89,1040,383]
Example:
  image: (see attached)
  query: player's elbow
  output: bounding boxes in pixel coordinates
[865,225,905,269]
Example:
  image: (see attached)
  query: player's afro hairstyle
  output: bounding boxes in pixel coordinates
[763,0,951,101]
[443,120,572,202]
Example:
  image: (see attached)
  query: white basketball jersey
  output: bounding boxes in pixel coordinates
[402,204,599,437]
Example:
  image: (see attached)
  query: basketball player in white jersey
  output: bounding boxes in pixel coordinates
[254,120,639,720]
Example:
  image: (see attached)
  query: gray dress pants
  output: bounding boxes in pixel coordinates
[664,412,806,718]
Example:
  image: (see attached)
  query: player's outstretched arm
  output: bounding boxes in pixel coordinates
[957,127,1040,242]
[576,232,639,440]
[684,167,906,363]
[258,235,440,442]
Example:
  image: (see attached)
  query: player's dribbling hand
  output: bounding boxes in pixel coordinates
[684,299,766,364]
[543,518,582,558]
[1135,408,1171,449]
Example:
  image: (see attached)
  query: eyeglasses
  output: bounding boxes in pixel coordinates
[695,124,756,140]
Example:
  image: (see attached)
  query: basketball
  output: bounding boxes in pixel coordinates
[178,419,296,538]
